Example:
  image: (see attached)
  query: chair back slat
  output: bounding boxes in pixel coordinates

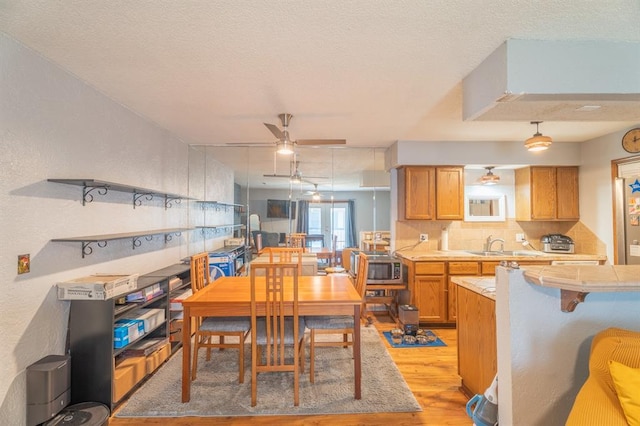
[250,263,299,367]
[190,252,210,293]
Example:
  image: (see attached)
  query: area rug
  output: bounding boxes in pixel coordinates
[116,326,421,417]
[382,330,446,348]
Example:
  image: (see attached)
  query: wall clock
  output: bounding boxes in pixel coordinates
[622,128,640,153]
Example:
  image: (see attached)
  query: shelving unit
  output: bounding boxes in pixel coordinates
[196,200,247,241]
[51,227,193,258]
[48,178,197,208]
[68,263,191,411]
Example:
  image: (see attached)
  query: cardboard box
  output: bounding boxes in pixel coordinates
[168,276,183,291]
[57,274,139,300]
[126,283,162,302]
[145,342,171,374]
[169,288,193,311]
[114,319,144,348]
[122,308,165,333]
[113,356,146,401]
[169,316,197,343]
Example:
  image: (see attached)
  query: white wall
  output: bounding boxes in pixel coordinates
[0,34,195,423]
[496,266,640,425]
[579,128,638,262]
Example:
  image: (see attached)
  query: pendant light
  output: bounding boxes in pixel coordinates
[479,166,500,185]
[525,121,552,152]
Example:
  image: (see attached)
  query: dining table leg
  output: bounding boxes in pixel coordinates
[182,306,192,402]
[354,304,361,399]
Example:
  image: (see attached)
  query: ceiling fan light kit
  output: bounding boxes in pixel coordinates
[276,140,294,155]
[525,121,552,152]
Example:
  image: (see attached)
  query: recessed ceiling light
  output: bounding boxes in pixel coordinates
[575,105,602,112]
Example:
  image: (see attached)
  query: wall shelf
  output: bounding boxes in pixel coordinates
[195,201,245,212]
[51,227,193,258]
[48,178,197,208]
[196,224,245,235]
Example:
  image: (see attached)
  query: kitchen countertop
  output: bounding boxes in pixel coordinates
[451,264,640,312]
[522,265,640,291]
[450,276,497,300]
[395,249,606,262]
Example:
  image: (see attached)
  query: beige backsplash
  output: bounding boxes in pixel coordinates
[394,219,606,256]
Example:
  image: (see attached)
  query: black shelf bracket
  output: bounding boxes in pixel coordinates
[133,192,153,209]
[82,185,108,206]
[164,231,182,243]
[165,196,182,209]
[81,240,108,258]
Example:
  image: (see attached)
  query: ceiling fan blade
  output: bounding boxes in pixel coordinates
[223,142,273,147]
[297,139,346,146]
[262,174,291,178]
[264,122,285,140]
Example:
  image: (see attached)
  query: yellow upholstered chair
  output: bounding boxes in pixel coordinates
[190,252,251,383]
[566,327,640,426]
[250,263,305,406]
[305,252,369,383]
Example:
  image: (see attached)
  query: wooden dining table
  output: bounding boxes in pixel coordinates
[181,274,363,402]
[308,246,334,263]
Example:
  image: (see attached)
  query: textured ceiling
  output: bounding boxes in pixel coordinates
[2,1,640,190]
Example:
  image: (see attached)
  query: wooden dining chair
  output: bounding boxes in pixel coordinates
[305,252,369,383]
[190,252,251,383]
[288,233,307,251]
[263,247,303,273]
[250,263,305,406]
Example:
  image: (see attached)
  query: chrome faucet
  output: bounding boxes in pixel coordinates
[484,235,505,252]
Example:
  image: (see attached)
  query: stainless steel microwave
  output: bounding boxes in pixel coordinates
[349,251,404,284]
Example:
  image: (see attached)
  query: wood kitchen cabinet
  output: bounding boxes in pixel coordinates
[447,262,479,322]
[515,166,579,221]
[436,167,465,220]
[456,284,497,397]
[406,261,447,323]
[398,166,464,220]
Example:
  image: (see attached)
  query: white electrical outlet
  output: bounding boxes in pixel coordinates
[420,233,428,242]
[516,233,525,242]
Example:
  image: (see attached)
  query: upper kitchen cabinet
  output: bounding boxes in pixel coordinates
[398,166,464,220]
[515,166,579,221]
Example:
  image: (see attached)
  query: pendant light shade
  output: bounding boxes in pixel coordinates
[479,166,500,185]
[525,121,552,152]
[276,140,294,155]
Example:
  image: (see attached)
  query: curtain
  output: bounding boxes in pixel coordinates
[345,199,357,248]
[296,200,309,233]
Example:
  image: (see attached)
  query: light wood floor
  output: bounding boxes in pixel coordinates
[110,312,471,425]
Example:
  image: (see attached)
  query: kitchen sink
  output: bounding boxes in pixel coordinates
[464,250,543,257]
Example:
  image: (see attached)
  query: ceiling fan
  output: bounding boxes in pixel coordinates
[304,183,324,200]
[262,153,328,183]
[264,113,346,154]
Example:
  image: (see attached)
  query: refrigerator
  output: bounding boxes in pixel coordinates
[615,176,640,265]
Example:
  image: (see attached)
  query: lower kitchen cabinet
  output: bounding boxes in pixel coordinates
[414,275,447,322]
[68,263,191,411]
[456,284,497,397]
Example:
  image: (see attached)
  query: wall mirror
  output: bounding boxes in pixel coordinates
[464,194,506,222]
[189,145,391,252]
